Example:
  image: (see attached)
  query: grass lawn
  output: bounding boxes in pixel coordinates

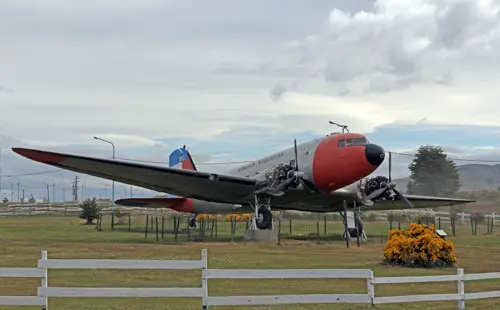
[0,216,499,309]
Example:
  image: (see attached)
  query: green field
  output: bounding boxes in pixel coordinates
[0,216,499,309]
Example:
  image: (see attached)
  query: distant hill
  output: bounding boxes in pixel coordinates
[393,164,500,192]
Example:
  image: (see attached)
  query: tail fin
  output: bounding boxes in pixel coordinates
[169,145,197,171]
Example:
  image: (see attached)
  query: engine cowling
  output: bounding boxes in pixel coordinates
[363,176,396,201]
[255,164,296,189]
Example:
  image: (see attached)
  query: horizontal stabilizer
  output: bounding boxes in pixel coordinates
[115,197,195,212]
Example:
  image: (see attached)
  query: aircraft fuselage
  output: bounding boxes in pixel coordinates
[166,132,385,214]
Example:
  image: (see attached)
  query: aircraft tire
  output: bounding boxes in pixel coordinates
[256,205,273,230]
[188,217,197,228]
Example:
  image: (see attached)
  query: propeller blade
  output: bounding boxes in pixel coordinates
[388,152,392,183]
[393,188,414,208]
[299,177,321,193]
[366,187,388,200]
[294,139,298,171]
[262,175,297,195]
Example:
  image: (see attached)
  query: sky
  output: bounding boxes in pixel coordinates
[1,0,500,201]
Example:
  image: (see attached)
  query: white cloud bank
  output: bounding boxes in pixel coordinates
[1,0,500,199]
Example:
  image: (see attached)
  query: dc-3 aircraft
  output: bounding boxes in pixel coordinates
[12,125,474,233]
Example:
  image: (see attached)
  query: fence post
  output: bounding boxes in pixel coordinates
[457,268,465,310]
[201,249,208,310]
[367,270,374,307]
[41,250,48,310]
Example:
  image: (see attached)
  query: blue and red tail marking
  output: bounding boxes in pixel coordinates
[167,145,196,198]
[115,145,196,207]
[169,145,197,171]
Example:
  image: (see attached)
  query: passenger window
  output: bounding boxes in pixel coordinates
[346,138,353,144]
[338,139,345,148]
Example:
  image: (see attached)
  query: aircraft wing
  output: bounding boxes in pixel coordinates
[12,148,257,204]
[364,194,475,211]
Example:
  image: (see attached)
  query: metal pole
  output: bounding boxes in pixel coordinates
[112,145,115,209]
[93,136,115,230]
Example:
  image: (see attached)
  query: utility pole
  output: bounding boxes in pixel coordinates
[71,176,80,201]
[10,183,13,202]
[52,181,55,203]
[46,184,50,202]
[22,189,25,203]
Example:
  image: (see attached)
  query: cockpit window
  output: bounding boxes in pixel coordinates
[345,137,367,145]
[337,139,345,148]
[353,137,367,144]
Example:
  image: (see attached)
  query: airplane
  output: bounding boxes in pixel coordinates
[11,127,475,234]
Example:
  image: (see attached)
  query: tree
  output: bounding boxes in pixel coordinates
[406,145,460,196]
[79,197,101,225]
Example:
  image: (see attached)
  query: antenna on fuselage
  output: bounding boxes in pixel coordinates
[329,121,349,133]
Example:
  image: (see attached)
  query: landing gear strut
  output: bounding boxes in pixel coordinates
[251,194,273,230]
[339,201,367,241]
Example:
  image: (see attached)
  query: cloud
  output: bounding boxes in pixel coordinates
[1,0,500,200]
[269,83,288,101]
[0,85,14,94]
[215,0,500,93]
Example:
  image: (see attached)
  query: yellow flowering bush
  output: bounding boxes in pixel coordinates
[225,213,252,221]
[196,214,214,221]
[383,223,457,268]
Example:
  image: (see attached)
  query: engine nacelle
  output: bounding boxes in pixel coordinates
[362,176,396,201]
[255,164,296,188]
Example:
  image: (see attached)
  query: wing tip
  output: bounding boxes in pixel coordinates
[11,147,67,164]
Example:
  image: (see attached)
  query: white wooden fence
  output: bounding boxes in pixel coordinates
[0,203,172,217]
[0,249,499,309]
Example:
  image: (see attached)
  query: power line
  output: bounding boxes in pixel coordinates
[0,156,114,177]
[0,169,64,177]
[388,151,500,163]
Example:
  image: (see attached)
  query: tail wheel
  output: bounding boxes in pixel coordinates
[188,217,197,228]
[255,205,273,230]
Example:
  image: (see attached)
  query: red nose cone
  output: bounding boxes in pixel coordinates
[312,136,383,192]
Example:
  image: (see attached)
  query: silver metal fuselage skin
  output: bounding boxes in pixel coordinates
[187,135,365,214]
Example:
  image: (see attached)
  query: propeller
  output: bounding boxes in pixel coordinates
[366,181,414,208]
[257,139,320,196]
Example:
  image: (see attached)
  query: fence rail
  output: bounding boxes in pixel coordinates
[0,203,172,217]
[0,249,497,309]
[0,202,497,223]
